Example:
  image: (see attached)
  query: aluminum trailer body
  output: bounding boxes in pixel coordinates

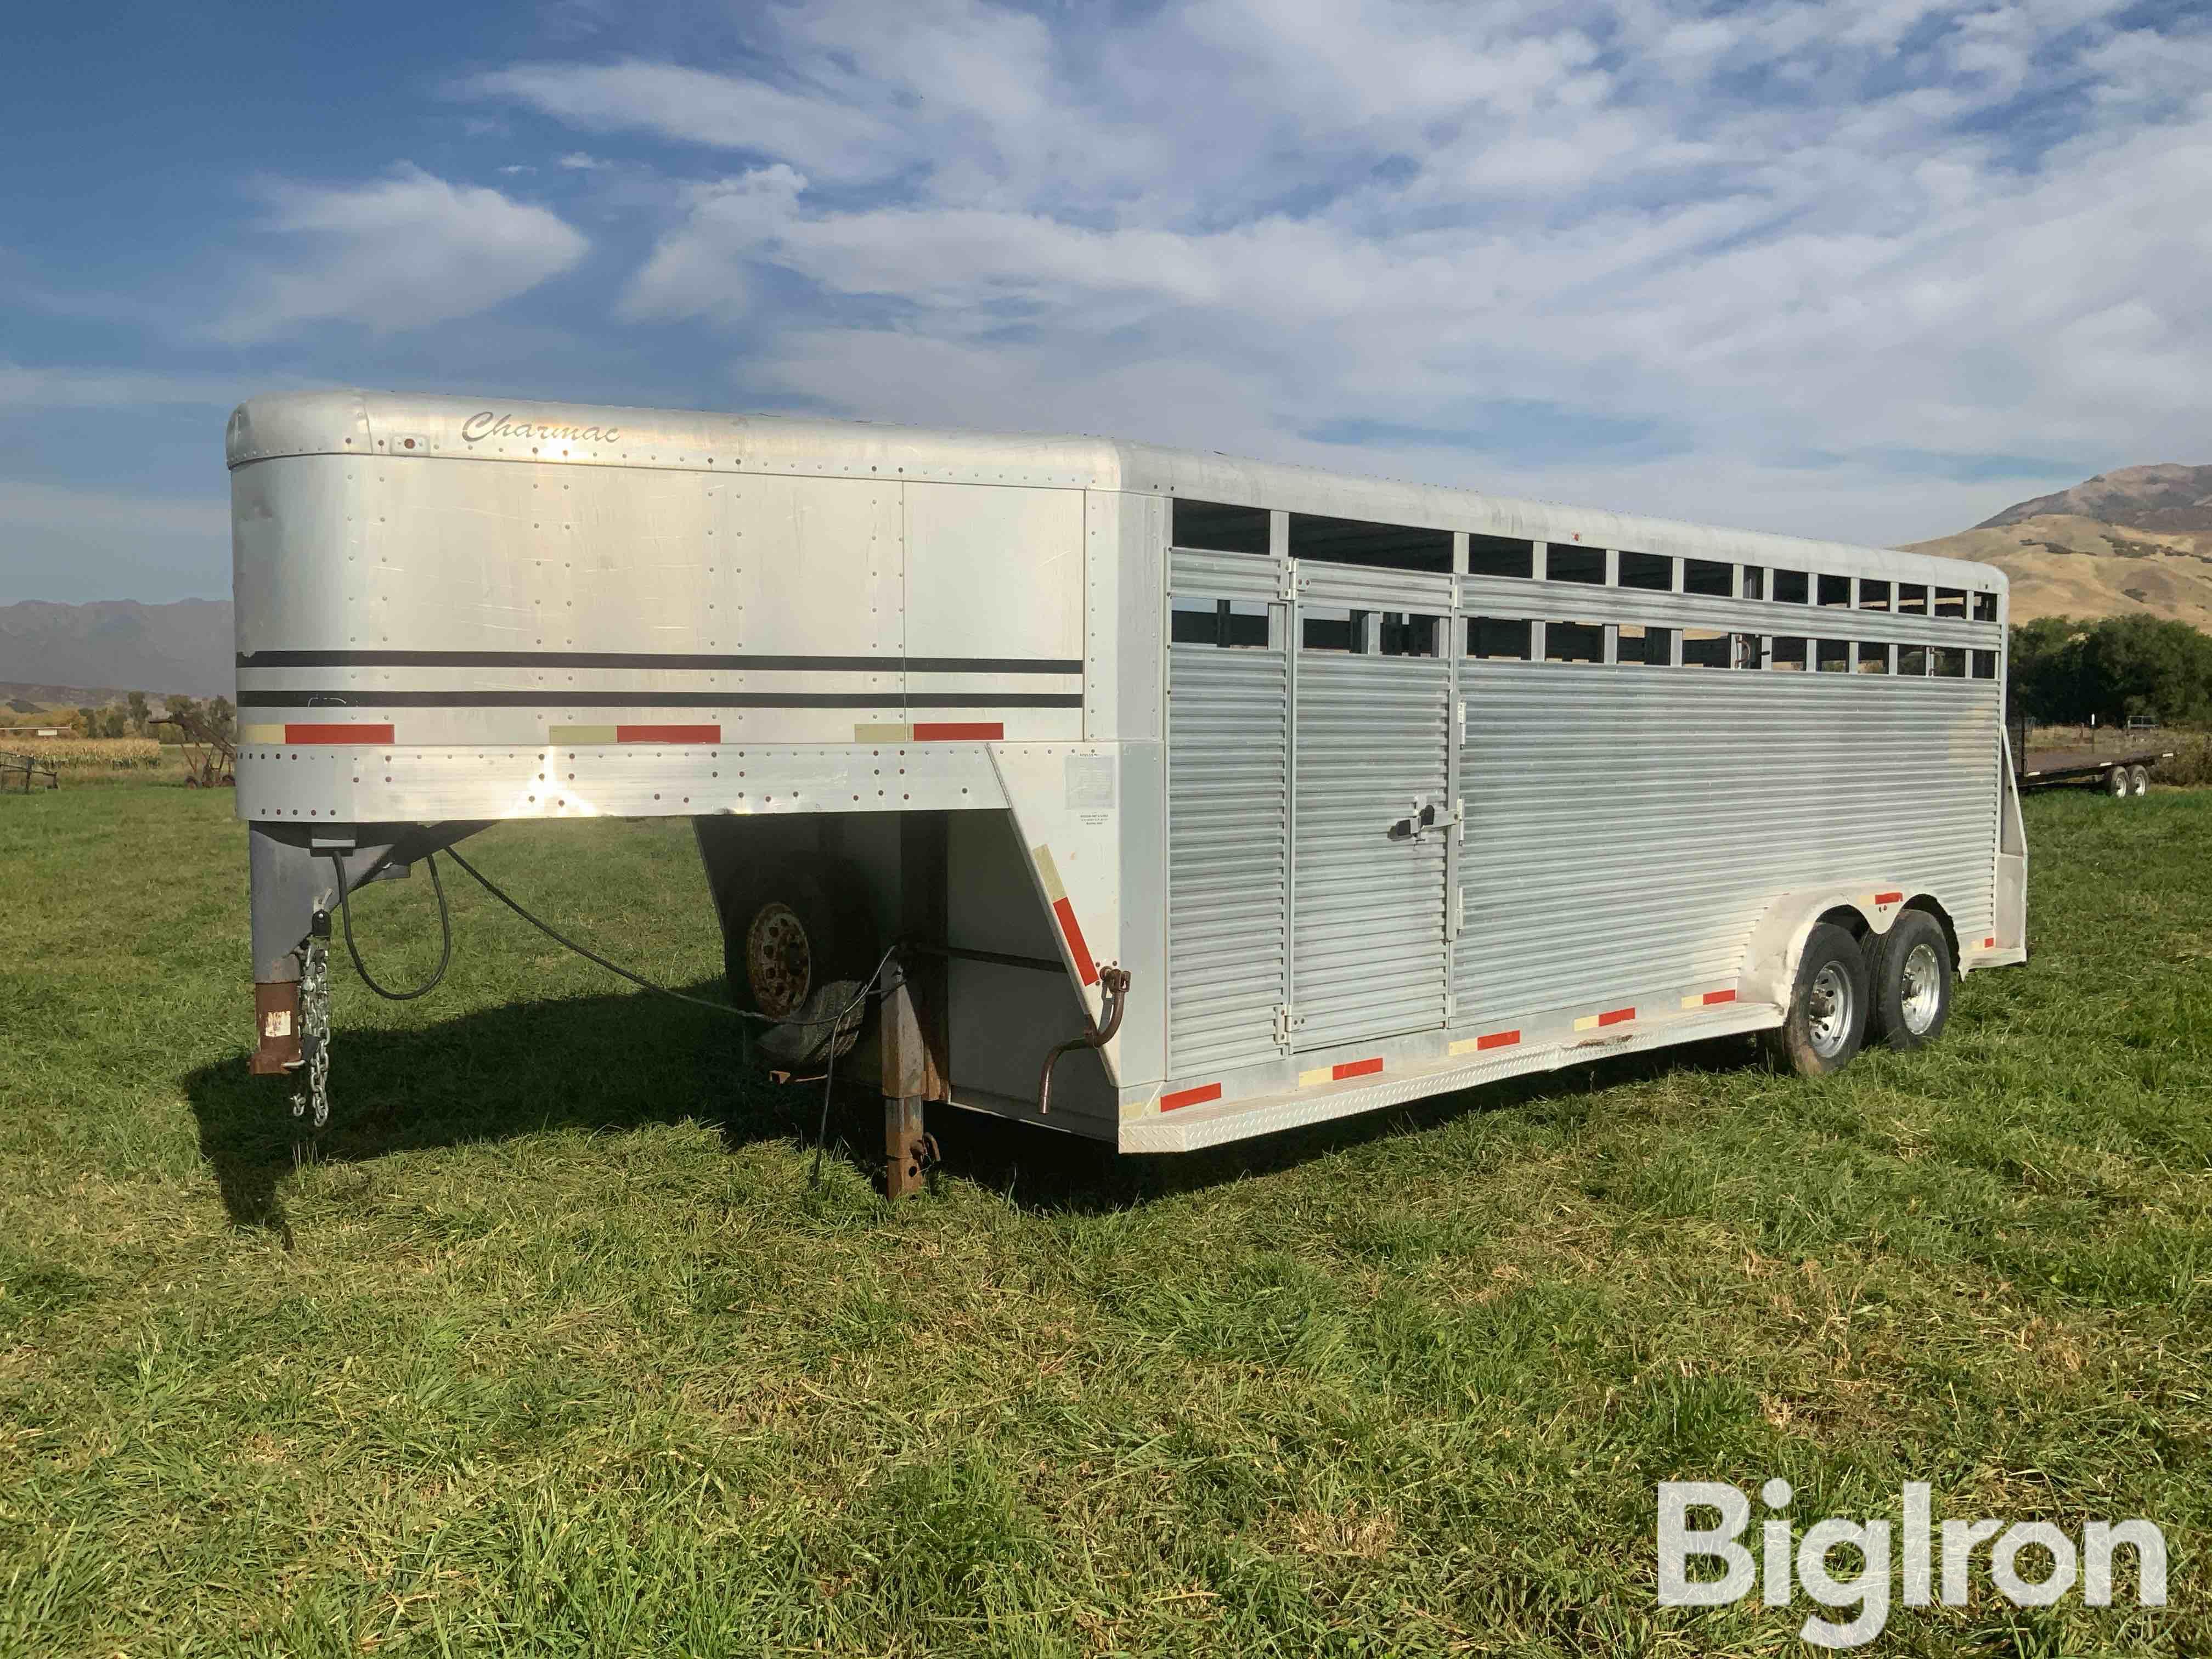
[231,391,2027,1161]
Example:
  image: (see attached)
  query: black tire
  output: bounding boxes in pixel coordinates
[2130,765,2150,796]
[1867,909,1952,1051]
[1759,921,1870,1077]
[717,857,877,1018]
[2107,765,2130,798]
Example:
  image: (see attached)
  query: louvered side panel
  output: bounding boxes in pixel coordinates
[1293,653,1452,1050]
[1167,645,1289,1073]
[1452,668,2001,1025]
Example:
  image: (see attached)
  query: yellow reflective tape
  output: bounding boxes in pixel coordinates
[240,725,284,744]
[548,725,619,744]
[1297,1066,1333,1088]
[1031,843,1067,905]
[853,724,911,741]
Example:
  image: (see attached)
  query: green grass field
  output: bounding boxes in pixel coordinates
[2,783,2208,1656]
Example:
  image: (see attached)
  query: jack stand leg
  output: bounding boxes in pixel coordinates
[879,955,932,1198]
[885,1095,928,1200]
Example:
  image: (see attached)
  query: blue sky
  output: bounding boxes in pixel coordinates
[4,0,2208,603]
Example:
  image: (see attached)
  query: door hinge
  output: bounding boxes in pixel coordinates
[1273,1004,1301,1046]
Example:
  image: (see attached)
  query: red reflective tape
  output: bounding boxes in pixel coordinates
[1702,989,1737,1006]
[1051,896,1099,985]
[615,724,719,743]
[1598,1006,1635,1027]
[1477,1029,1520,1051]
[1874,890,1904,905]
[1983,936,1995,949]
[913,721,1004,741]
[1161,1082,1220,1111]
[1332,1057,1384,1081]
[283,723,394,745]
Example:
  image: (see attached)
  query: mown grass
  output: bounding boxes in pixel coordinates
[1,783,2208,1656]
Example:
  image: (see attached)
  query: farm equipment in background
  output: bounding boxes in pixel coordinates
[1,751,59,792]
[2010,716,2173,798]
[154,710,236,788]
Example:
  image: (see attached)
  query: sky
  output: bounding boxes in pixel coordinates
[3,0,2208,604]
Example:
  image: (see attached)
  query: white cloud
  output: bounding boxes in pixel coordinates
[465,60,895,180]
[475,0,2212,543]
[212,165,589,343]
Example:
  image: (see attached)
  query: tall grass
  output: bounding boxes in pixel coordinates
[0,784,2207,1655]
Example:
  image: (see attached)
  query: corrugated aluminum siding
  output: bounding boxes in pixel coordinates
[1167,640,1290,1073]
[1292,652,1451,1049]
[1451,667,2002,1026]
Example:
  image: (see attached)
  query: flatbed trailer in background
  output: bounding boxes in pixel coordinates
[2012,725,2174,798]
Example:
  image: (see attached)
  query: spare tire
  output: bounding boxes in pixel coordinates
[717,858,878,1019]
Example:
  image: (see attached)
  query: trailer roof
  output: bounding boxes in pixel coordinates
[228,389,2004,593]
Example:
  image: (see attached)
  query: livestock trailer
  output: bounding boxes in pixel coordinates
[231,391,2028,1190]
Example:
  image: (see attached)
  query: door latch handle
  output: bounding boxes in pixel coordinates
[1389,799,1461,841]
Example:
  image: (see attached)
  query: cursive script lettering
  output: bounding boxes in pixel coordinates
[460,410,621,445]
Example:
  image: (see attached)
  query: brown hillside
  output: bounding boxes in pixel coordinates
[1903,464,2212,628]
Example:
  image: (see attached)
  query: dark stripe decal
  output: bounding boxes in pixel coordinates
[236,690,1084,710]
[238,649,1083,674]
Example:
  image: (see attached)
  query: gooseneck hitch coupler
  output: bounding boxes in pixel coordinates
[1036,966,1131,1115]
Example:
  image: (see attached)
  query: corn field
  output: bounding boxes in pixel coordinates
[13,737,166,770]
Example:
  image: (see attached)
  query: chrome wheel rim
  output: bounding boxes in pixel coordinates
[1899,941,1942,1035]
[1807,963,1854,1058]
[745,901,811,1018]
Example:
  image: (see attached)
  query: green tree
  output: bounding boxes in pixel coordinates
[74,706,97,735]
[2008,616,2088,723]
[206,696,236,747]
[126,691,149,736]
[2079,615,2212,726]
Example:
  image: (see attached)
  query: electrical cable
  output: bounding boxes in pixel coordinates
[332,838,896,1184]
[441,842,891,1031]
[329,850,453,1001]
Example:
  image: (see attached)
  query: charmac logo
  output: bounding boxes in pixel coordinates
[1658,1480,2168,1649]
[461,410,622,445]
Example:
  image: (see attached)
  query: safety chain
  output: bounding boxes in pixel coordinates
[290,910,333,1129]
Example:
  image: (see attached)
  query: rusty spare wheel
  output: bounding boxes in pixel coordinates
[718,859,877,1020]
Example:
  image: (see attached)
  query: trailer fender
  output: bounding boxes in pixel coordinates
[1739,884,1926,1013]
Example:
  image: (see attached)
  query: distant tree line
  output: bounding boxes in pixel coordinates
[70,691,235,744]
[2009,614,2212,727]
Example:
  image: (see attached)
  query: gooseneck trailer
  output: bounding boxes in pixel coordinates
[231,392,2027,1190]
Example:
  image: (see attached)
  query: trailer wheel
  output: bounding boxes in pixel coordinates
[1760,922,1869,1077]
[1868,909,1951,1051]
[2107,765,2130,798]
[2130,764,2150,796]
[718,860,876,1019]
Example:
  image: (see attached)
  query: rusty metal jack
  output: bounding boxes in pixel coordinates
[878,953,939,1198]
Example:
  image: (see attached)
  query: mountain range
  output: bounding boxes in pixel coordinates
[1904,463,2212,629]
[3,465,2206,702]
[0,598,233,703]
